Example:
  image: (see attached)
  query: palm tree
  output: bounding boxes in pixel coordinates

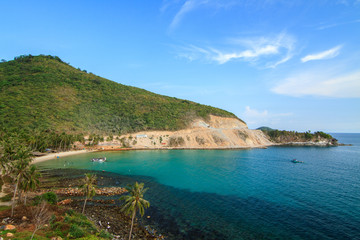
[10,148,33,216]
[120,182,150,240]
[20,165,41,205]
[80,173,97,214]
[0,138,33,217]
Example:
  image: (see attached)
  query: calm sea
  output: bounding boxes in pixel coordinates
[37,133,360,239]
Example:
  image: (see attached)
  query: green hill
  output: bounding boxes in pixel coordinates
[0,55,240,135]
[256,126,275,131]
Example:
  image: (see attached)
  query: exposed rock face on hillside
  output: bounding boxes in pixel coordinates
[95,115,272,149]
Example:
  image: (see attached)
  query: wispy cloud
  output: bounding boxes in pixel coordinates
[175,33,295,68]
[242,106,292,126]
[271,70,360,98]
[301,45,342,63]
[168,0,237,31]
[170,0,206,30]
[317,19,360,30]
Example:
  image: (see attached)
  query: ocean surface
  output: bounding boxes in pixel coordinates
[36,133,360,239]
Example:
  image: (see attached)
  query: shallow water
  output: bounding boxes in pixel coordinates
[37,133,360,239]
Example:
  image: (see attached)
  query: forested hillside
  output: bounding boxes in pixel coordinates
[0,55,239,135]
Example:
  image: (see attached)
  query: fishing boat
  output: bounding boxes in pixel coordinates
[291,159,303,163]
[91,157,106,162]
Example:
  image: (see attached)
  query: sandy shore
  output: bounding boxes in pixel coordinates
[33,150,95,164]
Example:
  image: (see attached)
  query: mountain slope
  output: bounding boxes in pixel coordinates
[0,55,240,134]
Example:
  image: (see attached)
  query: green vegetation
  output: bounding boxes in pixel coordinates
[0,129,85,153]
[0,193,12,202]
[0,54,239,137]
[169,136,185,147]
[120,182,150,240]
[34,192,58,205]
[80,173,97,214]
[0,201,111,239]
[259,128,336,144]
[20,165,41,205]
[48,208,111,239]
[257,126,275,131]
[0,205,10,211]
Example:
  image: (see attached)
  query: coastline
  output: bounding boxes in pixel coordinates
[32,140,342,164]
[33,149,95,164]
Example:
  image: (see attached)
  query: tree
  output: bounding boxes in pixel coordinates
[120,182,150,240]
[80,173,97,214]
[20,165,41,205]
[31,201,51,240]
[0,138,33,216]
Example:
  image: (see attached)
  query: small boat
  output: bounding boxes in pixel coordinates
[91,157,106,162]
[291,159,303,163]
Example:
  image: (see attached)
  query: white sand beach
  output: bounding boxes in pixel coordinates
[33,149,94,164]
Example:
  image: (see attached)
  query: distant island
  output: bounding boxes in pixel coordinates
[257,127,339,146]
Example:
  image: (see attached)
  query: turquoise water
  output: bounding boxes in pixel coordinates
[37,133,360,239]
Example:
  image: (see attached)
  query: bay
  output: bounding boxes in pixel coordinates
[36,133,360,239]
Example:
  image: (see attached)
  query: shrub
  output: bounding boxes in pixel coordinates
[195,136,205,145]
[0,193,12,202]
[69,224,85,238]
[34,192,58,205]
[169,136,185,147]
[99,229,112,238]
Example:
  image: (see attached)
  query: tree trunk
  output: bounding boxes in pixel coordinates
[31,227,38,240]
[129,210,136,240]
[18,190,22,203]
[11,180,19,217]
[82,197,88,214]
[24,193,27,205]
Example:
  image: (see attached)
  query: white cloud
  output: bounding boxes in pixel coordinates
[244,106,268,119]
[213,45,278,64]
[301,45,342,63]
[271,70,360,98]
[242,106,292,126]
[175,33,295,68]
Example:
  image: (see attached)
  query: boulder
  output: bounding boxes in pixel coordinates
[6,232,14,237]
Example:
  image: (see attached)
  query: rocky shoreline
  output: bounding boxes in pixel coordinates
[38,169,165,239]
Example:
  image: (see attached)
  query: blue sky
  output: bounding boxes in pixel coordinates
[1,0,360,132]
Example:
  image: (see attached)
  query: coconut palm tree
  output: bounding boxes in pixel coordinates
[10,147,33,216]
[80,173,97,214]
[20,165,41,205]
[0,138,33,217]
[120,182,150,240]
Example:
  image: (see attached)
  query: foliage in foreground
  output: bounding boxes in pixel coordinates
[0,207,112,240]
[33,192,58,205]
[120,182,150,240]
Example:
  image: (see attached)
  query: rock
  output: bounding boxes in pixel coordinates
[22,216,28,221]
[4,224,16,230]
[51,237,63,240]
[6,232,14,237]
[19,222,28,228]
[2,217,10,224]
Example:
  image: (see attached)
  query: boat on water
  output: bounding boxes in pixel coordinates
[291,159,303,163]
[91,157,106,162]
